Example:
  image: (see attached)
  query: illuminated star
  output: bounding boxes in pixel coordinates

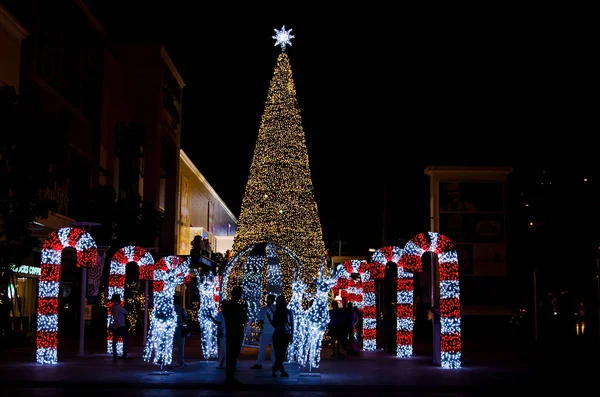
[272,25,294,51]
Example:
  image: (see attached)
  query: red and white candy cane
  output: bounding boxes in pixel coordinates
[37,227,97,364]
[106,246,155,354]
[332,259,386,351]
[370,246,412,357]
[143,256,190,366]
[400,232,461,369]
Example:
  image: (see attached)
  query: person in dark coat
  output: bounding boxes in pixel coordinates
[221,286,247,385]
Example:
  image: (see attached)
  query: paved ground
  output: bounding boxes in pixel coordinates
[0,335,595,396]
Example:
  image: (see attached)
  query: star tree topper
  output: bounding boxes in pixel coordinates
[273,25,295,51]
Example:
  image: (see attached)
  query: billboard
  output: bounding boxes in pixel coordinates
[438,182,506,276]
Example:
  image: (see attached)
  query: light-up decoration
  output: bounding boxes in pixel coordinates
[36,227,97,364]
[193,270,219,360]
[297,261,341,370]
[221,243,303,302]
[266,243,282,296]
[400,232,461,369]
[106,246,155,355]
[242,254,264,322]
[230,49,326,299]
[272,25,295,51]
[370,246,414,358]
[143,256,190,367]
[333,258,386,352]
[286,278,308,363]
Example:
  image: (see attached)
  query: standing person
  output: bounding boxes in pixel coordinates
[328,300,343,357]
[110,294,132,360]
[173,295,188,367]
[354,306,363,348]
[0,295,13,342]
[210,305,226,369]
[221,286,247,385]
[383,303,396,354]
[251,294,276,369]
[267,294,293,377]
[344,302,355,348]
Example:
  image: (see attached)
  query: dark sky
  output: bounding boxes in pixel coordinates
[90,2,595,255]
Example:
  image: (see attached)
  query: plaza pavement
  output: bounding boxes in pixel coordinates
[0,334,594,394]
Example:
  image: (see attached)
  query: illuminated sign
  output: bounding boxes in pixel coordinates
[10,264,41,276]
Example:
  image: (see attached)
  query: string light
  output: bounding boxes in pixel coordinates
[266,243,282,296]
[242,254,264,321]
[36,228,97,364]
[221,242,303,307]
[400,232,461,369]
[106,246,155,355]
[230,50,326,300]
[286,278,308,363]
[193,270,219,360]
[333,260,367,347]
[295,263,341,370]
[370,246,413,357]
[143,256,190,367]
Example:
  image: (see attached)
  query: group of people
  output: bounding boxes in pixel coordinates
[214,286,294,385]
[108,286,298,386]
[327,299,362,356]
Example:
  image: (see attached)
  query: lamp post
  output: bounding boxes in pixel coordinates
[71,221,101,357]
[596,258,600,341]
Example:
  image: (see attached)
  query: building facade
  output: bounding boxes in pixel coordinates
[0,5,28,92]
[425,166,513,320]
[178,151,237,256]
[101,44,184,256]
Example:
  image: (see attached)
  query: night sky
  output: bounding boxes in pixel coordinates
[90,2,594,255]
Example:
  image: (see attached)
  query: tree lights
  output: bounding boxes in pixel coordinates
[36,228,97,364]
[106,246,155,355]
[230,48,326,299]
[400,232,461,369]
[143,256,190,367]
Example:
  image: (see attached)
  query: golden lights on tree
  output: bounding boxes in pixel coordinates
[231,51,326,298]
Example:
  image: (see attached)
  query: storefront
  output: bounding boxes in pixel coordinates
[8,263,40,333]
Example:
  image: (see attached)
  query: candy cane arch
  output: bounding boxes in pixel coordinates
[106,246,155,354]
[400,232,461,369]
[332,259,372,350]
[143,256,190,367]
[36,227,97,364]
[370,246,414,358]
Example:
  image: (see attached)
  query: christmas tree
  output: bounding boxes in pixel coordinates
[231,26,326,298]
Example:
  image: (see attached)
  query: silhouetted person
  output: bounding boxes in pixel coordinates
[221,286,247,385]
[174,295,188,367]
[0,295,12,342]
[110,294,132,360]
[251,294,276,369]
[267,294,293,377]
[383,303,396,354]
[343,301,355,348]
[328,300,343,356]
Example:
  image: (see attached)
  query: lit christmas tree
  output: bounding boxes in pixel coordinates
[231,26,326,299]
